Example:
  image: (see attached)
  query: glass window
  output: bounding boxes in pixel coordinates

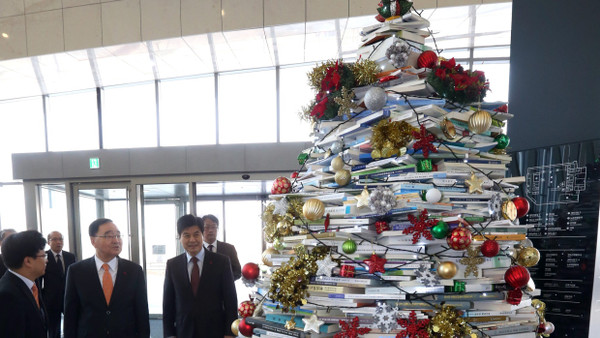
[279,65,314,143]
[142,183,189,315]
[224,200,263,299]
[0,184,27,232]
[159,76,216,146]
[47,90,99,151]
[473,61,510,103]
[0,97,45,181]
[218,69,277,144]
[102,83,157,149]
[39,184,70,251]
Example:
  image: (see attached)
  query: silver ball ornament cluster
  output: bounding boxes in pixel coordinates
[368,187,397,214]
[385,39,410,69]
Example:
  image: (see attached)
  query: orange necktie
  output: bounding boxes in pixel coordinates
[32,284,40,308]
[102,263,113,305]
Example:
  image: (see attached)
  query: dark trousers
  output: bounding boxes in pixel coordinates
[47,307,62,338]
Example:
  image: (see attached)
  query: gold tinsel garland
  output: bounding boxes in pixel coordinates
[333,86,359,118]
[308,60,339,91]
[370,120,416,159]
[262,197,304,243]
[351,58,379,86]
[268,245,329,311]
[429,305,474,337]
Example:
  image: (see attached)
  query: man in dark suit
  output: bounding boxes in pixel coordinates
[163,214,238,338]
[201,214,242,281]
[64,218,150,338]
[41,231,77,338]
[0,228,17,277]
[0,230,48,337]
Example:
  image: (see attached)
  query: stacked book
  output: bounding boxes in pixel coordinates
[248,6,548,338]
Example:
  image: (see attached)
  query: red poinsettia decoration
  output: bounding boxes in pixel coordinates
[335,317,372,338]
[412,124,437,158]
[493,104,508,113]
[396,311,430,338]
[363,254,387,274]
[427,57,489,105]
[403,209,437,244]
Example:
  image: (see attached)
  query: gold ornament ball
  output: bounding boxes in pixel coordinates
[303,198,325,221]
[262,247,280,267]
[518,247,540,267]
[331,156,345,171]
[437,261,458,279]
[468,110,492,134]
[231,318,240,336]
[334,169,352,186]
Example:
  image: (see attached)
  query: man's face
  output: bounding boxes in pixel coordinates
[203,219,218,244]
[48,231,64,253]
[31,249,47,279]
[91,222,122,261]
[180,225,203,257]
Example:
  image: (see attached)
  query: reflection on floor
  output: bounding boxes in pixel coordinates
[150,318,163,338]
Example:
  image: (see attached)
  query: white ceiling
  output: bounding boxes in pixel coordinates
[0,3,512,102]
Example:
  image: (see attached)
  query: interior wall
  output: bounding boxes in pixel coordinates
[508,0,600,151]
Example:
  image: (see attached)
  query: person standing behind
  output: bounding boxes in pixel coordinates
[41,231,77,338]
[0,230,48,337]
[201,214,242,281]
[64,218,150,338]
[163,214,238,338]
[0,228,17,277]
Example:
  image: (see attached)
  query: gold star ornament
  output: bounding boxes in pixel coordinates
[465,172,484,194]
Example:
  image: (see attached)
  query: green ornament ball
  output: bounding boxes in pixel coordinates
[431,221,450,239]
[342,238,357,254]
[495,134,510,149]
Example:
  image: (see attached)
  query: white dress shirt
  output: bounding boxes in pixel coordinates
[203,240,217,253]
[94,255,118,286]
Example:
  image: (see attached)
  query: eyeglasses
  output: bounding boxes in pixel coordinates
[35,254,47,259]
[49,237,64,242]
[204,225,218,230]
[94,234,122,240]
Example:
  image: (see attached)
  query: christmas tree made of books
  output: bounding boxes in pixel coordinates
[233,1,555,338]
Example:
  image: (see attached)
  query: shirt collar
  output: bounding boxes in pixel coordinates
[203,240,217,247]
[94,255,118,272]
[185,247,205,263]
[50,249,63,257]
[8,270,35,289]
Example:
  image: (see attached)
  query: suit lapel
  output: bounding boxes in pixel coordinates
[9,273,45,322]
[85,257,108,308]
[200,251,216,285]
[174,254,195,298]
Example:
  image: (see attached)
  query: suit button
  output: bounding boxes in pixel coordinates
[106,311,111,315]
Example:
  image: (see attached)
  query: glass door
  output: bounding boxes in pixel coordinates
[73,184,131,261]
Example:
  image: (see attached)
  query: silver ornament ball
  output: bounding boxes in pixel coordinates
[364,87,387,112]
[330,141,343,154]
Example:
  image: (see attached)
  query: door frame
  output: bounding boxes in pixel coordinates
[71,181,139,263]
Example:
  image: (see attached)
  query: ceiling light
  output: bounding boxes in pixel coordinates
[221,9,225,16]
[1,33,8,39]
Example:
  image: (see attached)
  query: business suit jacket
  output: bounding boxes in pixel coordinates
[41,250,76,311]
[163,250,238,338]
[0,255,7,278]
[215,241,242,281]
[0,271,48,337]
[64,257,150,338]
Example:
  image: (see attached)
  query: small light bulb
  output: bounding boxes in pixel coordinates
[1,33,8,39]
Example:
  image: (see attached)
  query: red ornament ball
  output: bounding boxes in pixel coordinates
[417,50,438,69]
[271,176,292,195]
[238,300,256,318]
[512,197,530,218]
[446,227,472,250]
[238,318,254,337]
[480,239,500,257]
[504,265,530,289]
[242,262,260,281]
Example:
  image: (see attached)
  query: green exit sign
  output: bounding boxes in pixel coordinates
[89,157,100,169]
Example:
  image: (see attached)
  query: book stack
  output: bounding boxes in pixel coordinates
[249,5,550,338]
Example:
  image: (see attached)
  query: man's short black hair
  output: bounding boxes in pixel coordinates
[201,214,219,226]
[2,230,46,270]
[89,218,113,236]
[177,214,203,236]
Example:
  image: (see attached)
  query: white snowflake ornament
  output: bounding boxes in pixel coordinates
[373,302,398,333]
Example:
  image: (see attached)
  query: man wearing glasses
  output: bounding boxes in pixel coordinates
[201,215,242,281]
[64,218,150,338]
[40,231,76,338]
[0,230,48,337]
[163,214,237,338]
